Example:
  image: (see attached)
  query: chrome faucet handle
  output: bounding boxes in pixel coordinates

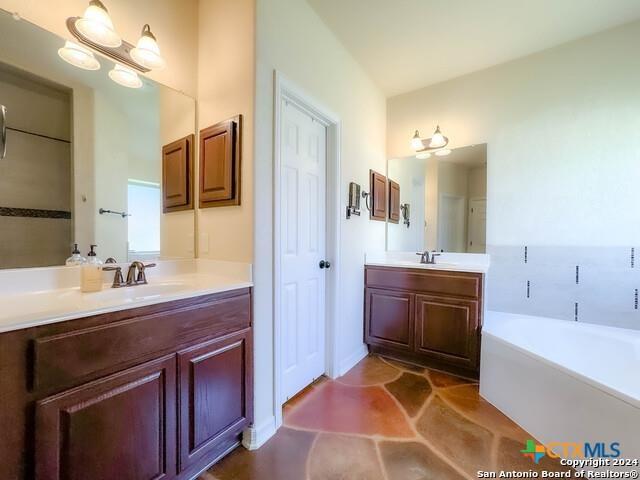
[103,266,125,288]
[429,253,441,264]
[136,263,157,284]
[416,251,430,264]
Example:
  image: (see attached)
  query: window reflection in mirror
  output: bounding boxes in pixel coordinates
[386,144,487,253]
[0,9,196,269]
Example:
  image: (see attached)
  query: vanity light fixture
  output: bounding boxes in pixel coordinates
[66,2,163,74]
[411,125,450,152]
[58,41,101,70]
[434,148,452,156]
[416,151,431,160]
[130,24,166,70]
[74,0,121,48]
[108,64,143,88]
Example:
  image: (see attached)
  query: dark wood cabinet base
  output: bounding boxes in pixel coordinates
[369,345,480,380]
[365,266,484,379]
[0,288,253,480]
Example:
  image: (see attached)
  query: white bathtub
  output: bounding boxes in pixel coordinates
[480,311,640,469]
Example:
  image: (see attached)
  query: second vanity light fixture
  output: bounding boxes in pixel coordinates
[411,125,451,158]
[58,0,166,89]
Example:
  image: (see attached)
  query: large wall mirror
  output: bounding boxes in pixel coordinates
[386,144,487,253]
[0,9,196,269]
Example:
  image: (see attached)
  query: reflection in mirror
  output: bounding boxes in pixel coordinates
[387,144,487,253]
[0,9,196,269]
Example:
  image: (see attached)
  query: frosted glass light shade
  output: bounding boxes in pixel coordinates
[416,152,431,160]
[108,64,143,88]
[435,148,452,156]
[429,125,447,148]
[58,41,101,70]
[75,1,121,48]
[410,130,424,151]
[130,25,166,70]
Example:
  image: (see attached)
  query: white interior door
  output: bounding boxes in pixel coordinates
[280,99,327,401]
[467,198,487,253]
[437,194,466,252]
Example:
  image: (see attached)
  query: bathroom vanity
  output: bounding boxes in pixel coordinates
[364,253,487,379]
[0,262,253,480]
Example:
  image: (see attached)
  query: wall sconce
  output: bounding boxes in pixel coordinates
[361,191,371,213]
[346,182,361,219]
[64,0,166,78]
[411,125,450,154]
[400,203,410,228]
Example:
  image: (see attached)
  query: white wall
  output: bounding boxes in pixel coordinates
[387,20,640,247]
[254,0,387,436]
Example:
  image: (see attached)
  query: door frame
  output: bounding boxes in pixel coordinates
[273,71,341,428]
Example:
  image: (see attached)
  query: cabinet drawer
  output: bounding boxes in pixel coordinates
[33,290,251,391]
[365,267,481,298]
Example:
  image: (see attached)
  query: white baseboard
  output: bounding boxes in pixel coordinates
[242,415,277,450]
[338,344,368,376]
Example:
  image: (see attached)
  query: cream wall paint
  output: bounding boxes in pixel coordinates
[253,0,387,433]
[388,21,640,247]
[0,0,198,97]
[195,0,255,263]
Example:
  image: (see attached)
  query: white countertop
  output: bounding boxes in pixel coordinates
[365,251,490,274]
[0,259,252,334]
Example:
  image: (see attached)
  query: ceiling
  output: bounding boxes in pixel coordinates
[307,0,640,96]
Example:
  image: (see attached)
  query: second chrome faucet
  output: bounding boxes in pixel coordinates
[416,250,441,264]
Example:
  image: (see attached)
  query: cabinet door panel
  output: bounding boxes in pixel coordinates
[162,134,194,212]
[415,295,479,368]
[365,288,413,350]
[178,329,251,472]
[388,179,400,223]
[199,116,241,208]
[35,355,176,480]
[369,170,387,221]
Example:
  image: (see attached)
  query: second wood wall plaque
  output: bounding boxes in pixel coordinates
[199,115,242,208]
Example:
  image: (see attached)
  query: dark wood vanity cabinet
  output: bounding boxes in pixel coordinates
[0,288,253,480]
[365,266,483,378]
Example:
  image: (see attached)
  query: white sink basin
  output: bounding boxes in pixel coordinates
[90,282,192,302]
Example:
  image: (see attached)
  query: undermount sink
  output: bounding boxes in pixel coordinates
[89,281,192,302]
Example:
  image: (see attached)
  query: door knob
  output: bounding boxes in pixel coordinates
[319,260,331,269]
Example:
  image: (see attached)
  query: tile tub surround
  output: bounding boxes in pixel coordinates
[365,251,490,273]
[0,258,252,333]
[201,355,573,480]
[487,245,640,330]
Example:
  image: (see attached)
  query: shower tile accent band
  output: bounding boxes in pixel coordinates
[0,207,71,219]
[487,245,640,330]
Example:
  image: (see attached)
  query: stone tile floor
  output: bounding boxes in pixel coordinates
[200,355,573,479]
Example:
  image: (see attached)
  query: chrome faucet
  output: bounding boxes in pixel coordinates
[416,250,441,264]
[125,261,156,286]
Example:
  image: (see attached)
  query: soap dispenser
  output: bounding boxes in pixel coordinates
[81,245,104,293]
[65,243,86,266]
